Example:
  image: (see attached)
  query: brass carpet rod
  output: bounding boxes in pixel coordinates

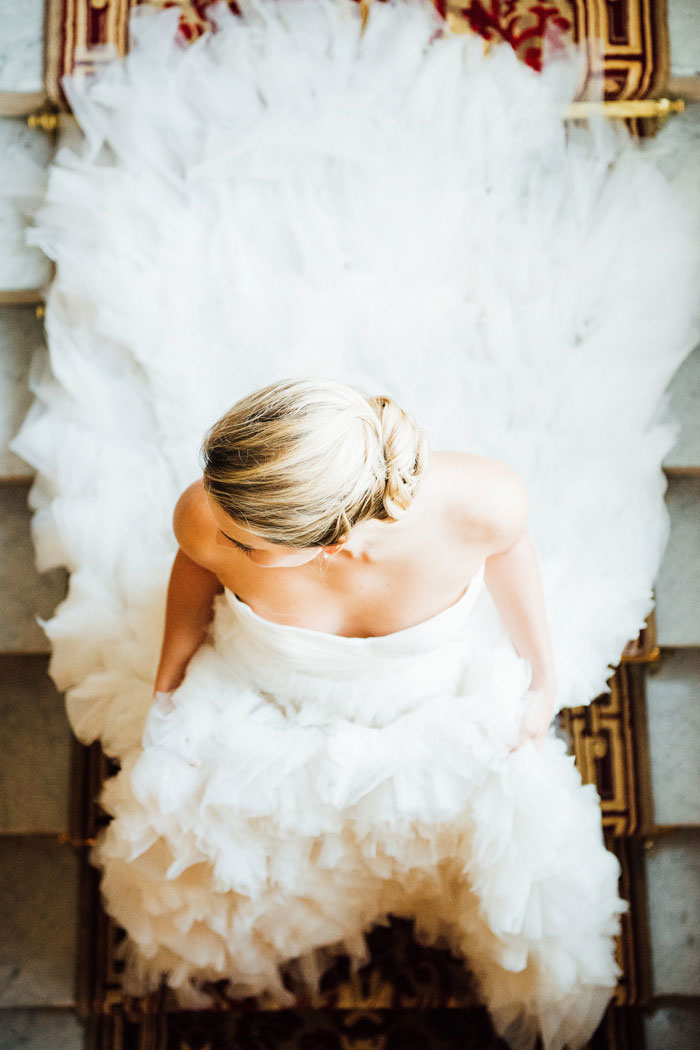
[27,96,687,135]
[566,98,685,119]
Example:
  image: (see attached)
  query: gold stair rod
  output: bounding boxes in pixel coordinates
[57,833,96,847]
[26,95,685,136]
[27,110,59,132]
[566,98,685,119]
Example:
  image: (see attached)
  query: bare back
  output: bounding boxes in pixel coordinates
[175,451,528,638]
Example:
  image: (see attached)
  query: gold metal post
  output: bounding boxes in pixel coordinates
[27,110,60,132]
[566,98,685,120]
[57,833,96,847]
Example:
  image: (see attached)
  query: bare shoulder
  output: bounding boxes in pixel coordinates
[173,479,219,568]
[429,450,529,556]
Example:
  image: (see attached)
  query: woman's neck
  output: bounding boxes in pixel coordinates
[338,515,405,562]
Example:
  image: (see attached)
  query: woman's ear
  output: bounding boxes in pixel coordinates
[322,542,344,555]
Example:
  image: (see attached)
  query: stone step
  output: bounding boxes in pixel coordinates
[644,1005,700,1050]
[0,291,44,306]
[0,118,53,291]
[644,829,700,997]
[661,343,700,474]
[0,483,66,654]
[655,476,700,647]
[0,1008,85,1050]
[0,1,45,99]
[0,837,79,1009]
[669,0,700,78]
[0,655,72,835]
[668,77,700,103]
[0,304,43,480]
[645,649,700,826]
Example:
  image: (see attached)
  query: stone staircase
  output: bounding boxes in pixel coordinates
[0,2,699,1048]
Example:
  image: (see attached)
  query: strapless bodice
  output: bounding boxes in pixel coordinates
[223,562,486,654]
[209,564,488,727]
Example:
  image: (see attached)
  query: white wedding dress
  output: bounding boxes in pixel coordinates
[10,0,700,1047]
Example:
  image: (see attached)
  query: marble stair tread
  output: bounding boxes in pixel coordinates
[0,305,43,479]
[654,477,700,647]
[0,1009,85,1050]
[645,649,700,825]
[644,830,700,997]
[0,656,72,835]
[0,291,45,306]
[661,344,700,473]
[669,0,700,77]
[0,838,79,1009]
[0,119,53,291]
[0,1,44,96]
[0,484,66,654]
[644,1006,700,1050]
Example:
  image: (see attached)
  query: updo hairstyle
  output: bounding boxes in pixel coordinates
[201,377,430,549]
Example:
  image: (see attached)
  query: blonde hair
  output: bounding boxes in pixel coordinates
[201,377,430,548]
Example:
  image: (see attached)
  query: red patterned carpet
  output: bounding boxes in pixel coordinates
[45,0,670,107]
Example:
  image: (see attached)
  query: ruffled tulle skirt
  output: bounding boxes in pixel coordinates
[98,581,625,1050]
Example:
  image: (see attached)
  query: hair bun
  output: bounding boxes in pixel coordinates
[368,394,430,520]
[202,377,430,549]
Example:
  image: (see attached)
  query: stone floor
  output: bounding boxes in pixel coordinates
[0,0,44,96]
[0,1010,86,1050]
[645,830,700,998]
[644,1005,700,1050]
[0,656,72,835]
[645,649,700,826]
[0,2,699,1049]
[0,839,80,1011]
[0,308,40,478]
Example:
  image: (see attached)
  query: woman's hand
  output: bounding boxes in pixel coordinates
[153,690,176,713]
[142,690,176,749]
[511,681,558,751]
[142,690,201,768]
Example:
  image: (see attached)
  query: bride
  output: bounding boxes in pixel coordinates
[108,376,621,1050]
[157,376,556,736]
[11,0,700,1046]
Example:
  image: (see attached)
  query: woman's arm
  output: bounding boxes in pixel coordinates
[483,528,557,694]
[472,461,558,747]
[153,547,223,693]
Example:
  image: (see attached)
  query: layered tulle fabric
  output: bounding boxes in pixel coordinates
[99,569,624,1050]
[10,0,700,1047]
